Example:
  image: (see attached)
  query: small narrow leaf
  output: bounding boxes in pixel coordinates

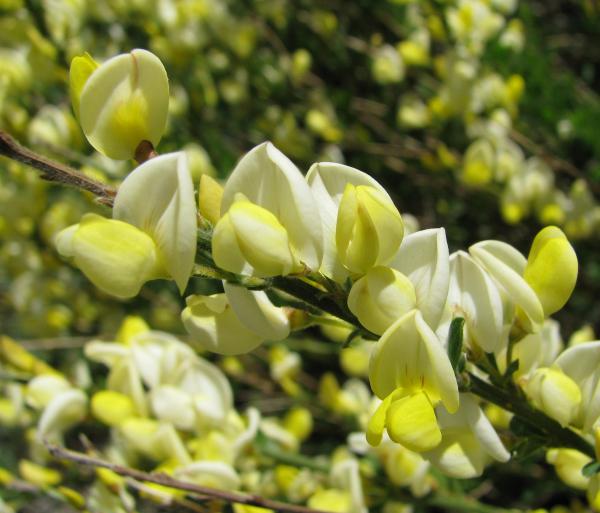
[448,317,465,371]
[582,461,600,478]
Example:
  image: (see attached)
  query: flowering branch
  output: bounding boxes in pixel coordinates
[466,373,595,458]
[5,132,595,469]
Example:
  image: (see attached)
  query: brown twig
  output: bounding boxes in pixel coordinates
[510,128,600,194]
[0,130,116,206]
[46,443,333,513]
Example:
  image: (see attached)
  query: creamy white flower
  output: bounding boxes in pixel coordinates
[221,142,323,271]
[113,152,196,293]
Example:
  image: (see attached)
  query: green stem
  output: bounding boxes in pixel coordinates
[467,373,595,458]
[258,438,330,473]
[271,276,377,340]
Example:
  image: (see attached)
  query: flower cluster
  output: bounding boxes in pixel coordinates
[51,48,584,492]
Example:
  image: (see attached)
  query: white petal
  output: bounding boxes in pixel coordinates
[330,459,368,513]
[461,394,510,462]
[113,152,197,293]
[84,341,130,367]
[175,461,241,490]
[26,375,72,409]
[150,385,195,430]
[176,358,233,425]
[221,142,322,270]
[447,251,504,353]
[470,240,543,331]
[181,294,264,355]
[390,228,450,329]
[232,407,261,454]
[38,389,87,442]
[555,341,600,430]
[223,282,290,340]
[107,359,148,416]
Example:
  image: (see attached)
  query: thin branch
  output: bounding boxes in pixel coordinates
[0,130,116,206]
[510,129,600,194]
[46,443,334,513]
[467,373,596,458]
[18,336,97,351]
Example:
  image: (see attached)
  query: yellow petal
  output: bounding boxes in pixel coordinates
[336,184,403,274]
[19,460,62,487]
[348,266,416,334]
[213,197,296,277]
[366,393,394,446]
[66,214,165,298]
[386,391,441,452]
[308,489,351,513]
[524,367,581,427]
[199,174,224,224]
[69,53,98,120]
[91,390,136,426]
[524,226,578,316]
[546,448,591,490]
[370,310,459,413]
[116,316,150,344]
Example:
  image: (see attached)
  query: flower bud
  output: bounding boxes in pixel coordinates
[460,139,494,186]
[213,194,298,277]
[546,448,591,490]
[55,214,165,299]
[523,226,578,316]
[523,367,581,427]
[336,184,404,274]
[71,49,169,160]
[199,174,223,224]
[348,266,416,334]
[181,293,263,355]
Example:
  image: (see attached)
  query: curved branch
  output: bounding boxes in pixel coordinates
[46,443,333,513]
[0,130,116,206]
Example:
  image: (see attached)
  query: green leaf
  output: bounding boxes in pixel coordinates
[447,317,465,372]
[582,461,600,478]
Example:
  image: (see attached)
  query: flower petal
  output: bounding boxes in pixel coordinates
[221,142,322,270]
[113,152,197,293]
[369,309,459,413]
[390,228,450,329]
[79,49,169,160]
[306,162,391,281]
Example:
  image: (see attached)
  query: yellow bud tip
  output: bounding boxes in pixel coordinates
[524,226,578,316]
